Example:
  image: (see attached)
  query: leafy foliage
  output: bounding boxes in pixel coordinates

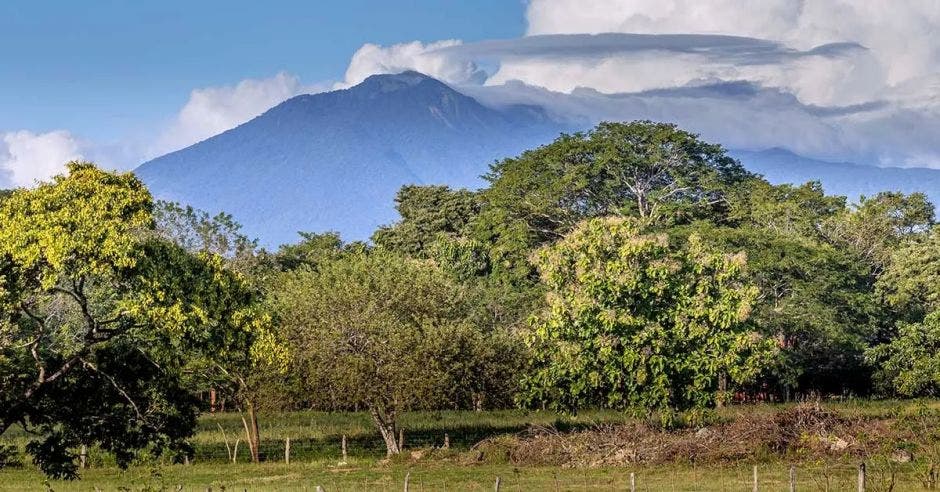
[868,312,940,396]
[372,185,480,257]
[826,191,935,273]
[686,224,881,394]
[270,251,523,454]
[0,163,275,477]
[877,226,940,318]
[473,121,752,283]
[521,217,776,421]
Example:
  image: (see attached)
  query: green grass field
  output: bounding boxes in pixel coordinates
[0,461,923,491]
[2,400,938,491]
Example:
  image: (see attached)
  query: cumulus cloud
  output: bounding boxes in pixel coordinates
[153,72,328,157]
[332,0,940,168]
[523,0,939,102]
[1,71,331,185]
[338,40,487,88]
[0,130,84,187]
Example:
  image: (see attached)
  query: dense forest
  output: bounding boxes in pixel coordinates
[2,121,940,477]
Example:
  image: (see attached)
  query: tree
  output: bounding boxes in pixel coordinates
[274,231,346,271]
[0,163,276,477]
[473,121,752,283]
[152,199,287,462]
[868,311,940,396]
[877,225,940,321]
[270,251,517,454]
[372,185,480,258]
[825,191,935,274]
[727,179,845,239]
[153,200,257,259]
[686,224,881,396]
[521,217,776,421]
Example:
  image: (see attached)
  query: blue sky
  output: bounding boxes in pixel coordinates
[1,1,524,140]
[2,1,940,187]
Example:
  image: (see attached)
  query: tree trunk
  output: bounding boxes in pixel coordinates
[716,372,728,408]
[241,400,261,463]
[369,407,400,456]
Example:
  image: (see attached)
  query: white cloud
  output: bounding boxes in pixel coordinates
[1,72,332,181]
[338,40,486,88]
[330,0,940,168]
[523,0,940,103]
[0,130,83,187]
[152,72,328,157]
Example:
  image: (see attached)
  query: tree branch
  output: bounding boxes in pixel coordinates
[80,358,143,419]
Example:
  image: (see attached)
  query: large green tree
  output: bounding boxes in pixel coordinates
[686,224,881,396]
[726,179,845,239]
[0,163,276,477]
[876,225,940,320]
[521,217,776,421]
[270,251,522,455]
[826,191,935,274]
[372,185,481,258]
[473,121,752,283]
[868,312,940,396]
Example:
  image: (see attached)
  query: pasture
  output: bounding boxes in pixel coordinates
[3,400,939,490]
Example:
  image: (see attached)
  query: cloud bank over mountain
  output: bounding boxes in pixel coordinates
[4,0,940,185]
[152,72,330,159]
[343,0,940,168]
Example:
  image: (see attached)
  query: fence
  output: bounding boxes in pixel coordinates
[2,445,932,491]
[2,426,935,490]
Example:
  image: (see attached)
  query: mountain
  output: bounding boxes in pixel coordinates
[135,71,564,246]
[733,148,940,206]
[137,71,940,247]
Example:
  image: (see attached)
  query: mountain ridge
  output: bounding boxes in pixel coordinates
[136,71,940,247]
[135,71,564,246]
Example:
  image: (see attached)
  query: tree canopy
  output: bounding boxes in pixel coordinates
[0,163,276,477]
[521,217,776,421]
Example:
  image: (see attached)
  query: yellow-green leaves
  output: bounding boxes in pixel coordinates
[522,216,776,419]
[0,162,152,290]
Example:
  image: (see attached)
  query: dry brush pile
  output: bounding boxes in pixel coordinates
[462,404,928,468]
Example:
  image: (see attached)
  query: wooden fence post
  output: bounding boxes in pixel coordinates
[285,438,291,465]
[858,462,866,492]
[80,445,88,469]
[398,428,405,451]
[444,433,450,449]
[630,472,636,492]
[404,471,411,492]
[494,476,501,492]
[341,434,348,463]
[753,465,758,492]
[789,464,796,492]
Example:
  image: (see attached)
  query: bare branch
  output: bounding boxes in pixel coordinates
[80,358,143,419]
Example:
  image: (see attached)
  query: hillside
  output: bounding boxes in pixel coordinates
[735,148,940,205]
[135,71,563,246]
[137,72,940,246]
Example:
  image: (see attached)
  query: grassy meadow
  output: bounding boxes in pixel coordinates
[3,400,940,490]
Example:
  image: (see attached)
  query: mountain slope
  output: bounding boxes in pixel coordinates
[137,71,940,247]
[135,71,563,246]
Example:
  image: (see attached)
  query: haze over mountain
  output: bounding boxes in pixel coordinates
[732,149,940,206]
[136,71,562,246]
[136,71,940,247]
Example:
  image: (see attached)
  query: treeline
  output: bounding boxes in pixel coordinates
[2,121,940,475]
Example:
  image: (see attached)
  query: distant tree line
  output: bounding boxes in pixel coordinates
[3,121,940,473]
